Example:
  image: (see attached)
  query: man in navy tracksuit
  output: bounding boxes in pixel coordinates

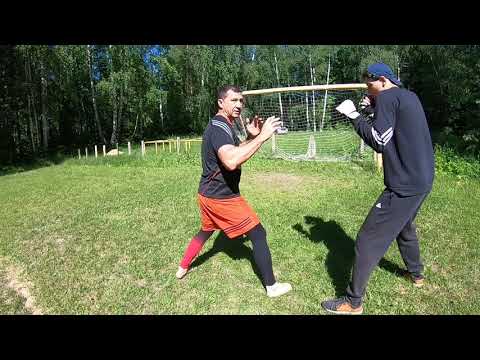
[322,63,435,314]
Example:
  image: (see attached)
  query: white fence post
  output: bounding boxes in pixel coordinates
[78,149,81,159]
[128,141,131,155]
[85,147,88,158]
[94,145,98,158]
[141,140,145,157]
[103,145,106,156]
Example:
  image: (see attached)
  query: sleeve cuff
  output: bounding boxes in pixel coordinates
[347,111,361,120]
[350,114,367,128]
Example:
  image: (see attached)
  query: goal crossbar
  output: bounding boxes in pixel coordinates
[242,83,367,96]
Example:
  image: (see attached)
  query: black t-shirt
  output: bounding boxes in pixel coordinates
[198,115,242,198]
[352,87,435,196]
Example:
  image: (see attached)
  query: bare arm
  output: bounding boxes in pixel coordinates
[218,116,281,171]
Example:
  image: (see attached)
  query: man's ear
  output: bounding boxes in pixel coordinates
[217,98,223,109]
[379,76,387,87]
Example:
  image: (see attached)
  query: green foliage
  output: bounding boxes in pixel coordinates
[2,44,480,163]
[401,45,480,153]
[434,144,480,178]
[358,47,399,79]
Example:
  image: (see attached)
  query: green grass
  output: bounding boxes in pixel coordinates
[0,267,32,315]
[1,151,479,314]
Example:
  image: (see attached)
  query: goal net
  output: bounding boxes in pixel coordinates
[236,84,370,161]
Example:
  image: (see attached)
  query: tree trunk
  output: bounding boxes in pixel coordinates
[40,59,49,152]
[24,53,36,155]
[309,54,316,132]
[110,116,118,147]
[33,94,40,149]
[287,80,293,129]
[25,49,39,152]
[9,114,19,162]
[159,96,164,131]
[428,50,444,98]
[29,51,40,151]
[116,82,125,144]
[27,95,36,154]
[132,113,139,138]
[320,53,331,131]
[305,93,310,131]
[273,50,284,122]
[397,54,401,80]
[110,98,118,146]
[108,45,118,147]
[87,45,106,144]
[79,96,87,138]
[12,113,19,158]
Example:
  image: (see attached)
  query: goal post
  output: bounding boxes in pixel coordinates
[239,83,381,164]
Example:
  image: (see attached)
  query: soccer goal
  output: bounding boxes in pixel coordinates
[238,84,370,161]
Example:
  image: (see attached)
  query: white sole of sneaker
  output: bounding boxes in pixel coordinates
[266,284,292,298]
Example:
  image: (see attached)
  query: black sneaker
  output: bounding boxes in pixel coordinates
[405,272,425,288]
[321,297,363,315]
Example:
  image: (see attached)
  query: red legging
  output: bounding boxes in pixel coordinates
[179,230,213,269]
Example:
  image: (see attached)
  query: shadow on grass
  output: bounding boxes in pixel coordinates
[293,216,404,297]
[0,154,67,176]
[189,232,264,286]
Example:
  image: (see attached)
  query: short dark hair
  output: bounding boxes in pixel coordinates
[217,85,242,100]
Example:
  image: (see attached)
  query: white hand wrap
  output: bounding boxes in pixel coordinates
[336,100,360,119]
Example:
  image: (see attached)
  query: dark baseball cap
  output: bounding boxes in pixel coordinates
[362,63,402,86]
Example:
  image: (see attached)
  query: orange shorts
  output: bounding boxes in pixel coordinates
[198,193,260,239]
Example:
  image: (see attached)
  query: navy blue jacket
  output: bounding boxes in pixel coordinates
[352,87,435,196]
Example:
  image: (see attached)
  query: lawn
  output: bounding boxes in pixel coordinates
[1,150,479,314]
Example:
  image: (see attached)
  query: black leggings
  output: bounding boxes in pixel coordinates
[247,223,276,287]
[191,225,276,286]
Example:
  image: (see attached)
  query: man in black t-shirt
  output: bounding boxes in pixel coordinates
[176,85,292,298]
[322,63,435,314]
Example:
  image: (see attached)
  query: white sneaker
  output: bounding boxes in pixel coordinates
[266,282,292,298]
[176,266,189,279]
